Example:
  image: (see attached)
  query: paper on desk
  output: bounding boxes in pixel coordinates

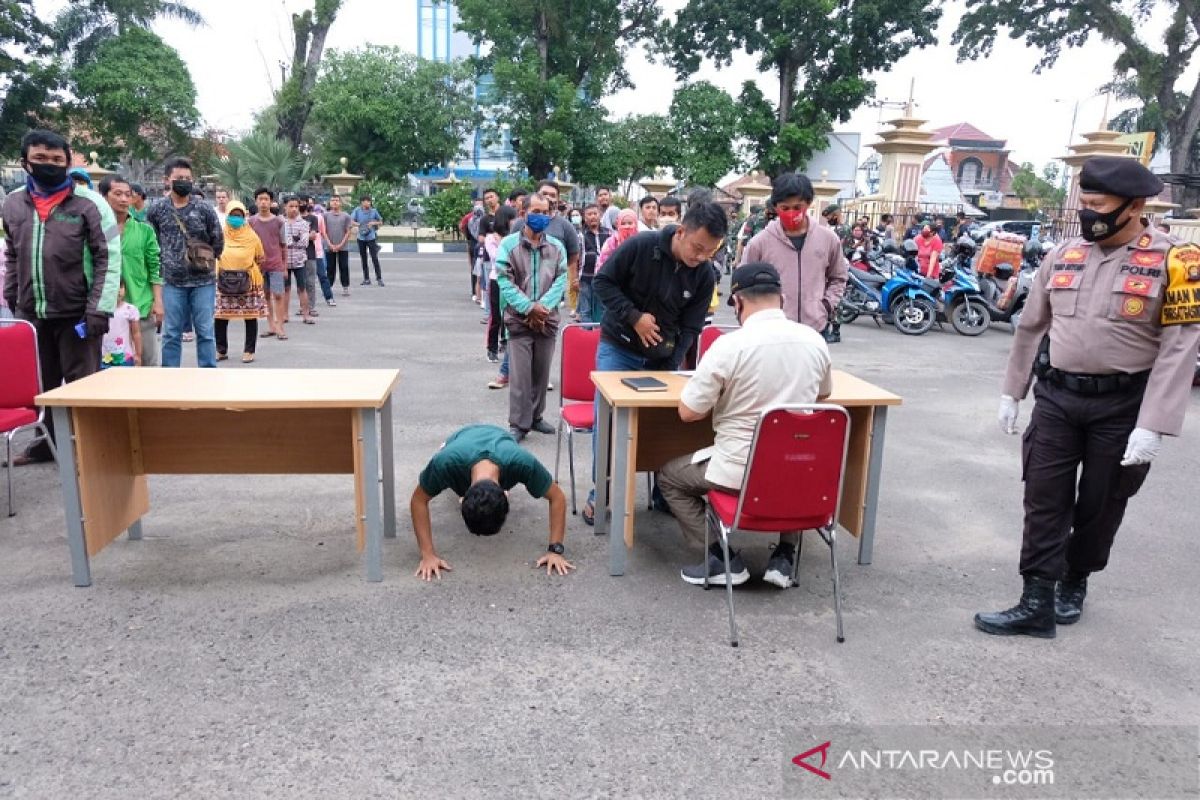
[671,370,695,377]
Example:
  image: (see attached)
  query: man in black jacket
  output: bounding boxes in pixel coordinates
[581,200,727,523]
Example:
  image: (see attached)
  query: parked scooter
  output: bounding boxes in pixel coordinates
[930,236,991,336]
[837,243,941,335]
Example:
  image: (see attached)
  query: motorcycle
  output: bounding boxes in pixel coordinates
[837,243,940,335]
[923,237,991,336]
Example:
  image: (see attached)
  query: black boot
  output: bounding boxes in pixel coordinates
[1055,574,1088,625]
[974,576,1057,639]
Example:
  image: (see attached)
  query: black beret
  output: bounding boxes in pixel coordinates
[1078,156,1164,198]
[727,262,782,305]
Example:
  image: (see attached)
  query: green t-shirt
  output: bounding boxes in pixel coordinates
[418,424,552,499]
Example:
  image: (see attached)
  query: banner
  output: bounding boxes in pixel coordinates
[1117,132,1157,166]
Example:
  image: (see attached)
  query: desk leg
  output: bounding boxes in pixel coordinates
[52,407,90,587]
[381,396,396,539]
[608,406,632,577]
[594,394,612,537]
[127,519,143,541]
[358,408,383,582]
[858,406,889,566]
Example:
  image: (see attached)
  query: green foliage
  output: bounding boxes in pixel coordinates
[1011,162,1066,211]
[669,81,740,187]
[354,178,407,225]
[212,133,316,201]
[424,182,474,233]
[0,1,60,156]
[71,27,199,162]
[275,0,343,147]
[52,0,204,67]
[484,172,535,203]
[456,0,662,179]
[308,47,479,182]
[953,0,1199,206]
[608,115,676,190]
[664,0,939,176]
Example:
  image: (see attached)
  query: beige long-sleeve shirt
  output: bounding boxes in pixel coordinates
[1002,225,1200,435]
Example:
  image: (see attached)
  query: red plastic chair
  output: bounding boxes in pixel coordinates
[704,404,851,646]
[697,324,737,363]
[0,319,56,516]
[554,323,601,514]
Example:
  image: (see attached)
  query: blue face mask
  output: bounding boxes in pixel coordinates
[228,215,246,229]
[526,213,551,234]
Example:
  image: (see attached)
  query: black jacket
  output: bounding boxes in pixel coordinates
[593,226,715,366]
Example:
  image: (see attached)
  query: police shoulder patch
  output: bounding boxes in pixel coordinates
[1161,244,1200,326]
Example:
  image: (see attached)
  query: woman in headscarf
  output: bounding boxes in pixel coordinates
[597,208,638,271]
[214,200,268,363]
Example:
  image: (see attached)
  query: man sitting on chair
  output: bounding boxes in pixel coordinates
[658,263,833,588]
[409,423,573,580]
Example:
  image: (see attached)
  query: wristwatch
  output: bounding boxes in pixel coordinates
[547,542,565,556]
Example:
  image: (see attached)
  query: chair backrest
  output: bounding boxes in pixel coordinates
[698,324,736,363]
[559,323,601,404]
[733,404,850,530]
[0,319,43,409]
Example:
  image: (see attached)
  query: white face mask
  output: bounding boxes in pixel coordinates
[570,214,582,225]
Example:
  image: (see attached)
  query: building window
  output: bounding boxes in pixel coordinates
[958,157,983,188]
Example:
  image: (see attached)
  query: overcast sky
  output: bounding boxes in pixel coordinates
[39,0,1173,172]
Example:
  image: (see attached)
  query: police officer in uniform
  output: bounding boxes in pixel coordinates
[975,156,1200,639]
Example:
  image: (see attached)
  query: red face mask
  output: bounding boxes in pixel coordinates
[778,209,806,229]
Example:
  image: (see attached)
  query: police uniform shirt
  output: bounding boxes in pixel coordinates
[1003,225,1200,436]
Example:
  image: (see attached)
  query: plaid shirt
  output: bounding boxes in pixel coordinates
[283,217,310,270]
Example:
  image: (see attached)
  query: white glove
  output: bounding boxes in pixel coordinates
[998,395,1019,435]
[1121,427,1162,466]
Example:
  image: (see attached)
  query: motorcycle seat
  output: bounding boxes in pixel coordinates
[857,271,888,287]
[919,277,943,293]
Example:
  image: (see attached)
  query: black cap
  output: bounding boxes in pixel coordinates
[822,203,841,216]
[727,262,782,305]
[1078,156,1164,198]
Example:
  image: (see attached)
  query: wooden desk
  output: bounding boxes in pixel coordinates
[36,368,400,585]
[591,369,902,576]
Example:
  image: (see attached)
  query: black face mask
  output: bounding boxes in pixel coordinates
[171,179,193,197]
[1078,199,1132,243]
[25,160,68,189]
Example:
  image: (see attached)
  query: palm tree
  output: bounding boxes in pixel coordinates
[213,133,317,201]
[54,0,205,66]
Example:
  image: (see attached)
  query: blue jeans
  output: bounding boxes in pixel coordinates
[577,279,593,322]
[590,339,660,493]
[161,283,217,367]
[315,256,333,302]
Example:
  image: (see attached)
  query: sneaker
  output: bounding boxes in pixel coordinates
[762,545,796,589]
[530,418,555,435]
[546,383,554,392]
[342,287,350,296]
[361,280,372,286]
[508,425,527,442]
[376,279,385,287]
[486,351,499,363]
[681,549,750,586]
[326,299,337,307]
[488,375,509,389]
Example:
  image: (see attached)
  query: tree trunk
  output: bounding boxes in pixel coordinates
[276,3,341,149]
[526,9,551,180]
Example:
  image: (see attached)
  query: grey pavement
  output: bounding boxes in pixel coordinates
[2,254,1199,798]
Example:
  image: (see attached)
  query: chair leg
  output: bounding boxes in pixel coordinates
[567,429,577,515]
[718,524,739,647]
[37,424,57,462]
[553,419,563,485]
[646,472,653,511]
[824,525,846,643]
[790,530,805,585]
[702,507,712,592]
[5,432,13,517]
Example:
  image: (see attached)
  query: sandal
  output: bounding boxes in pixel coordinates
[581,497,595,527]
[278,332,289,340]
[302,317,316,324]
[242,353,255,363]
[260,331,276,338]
[217,352,228,361]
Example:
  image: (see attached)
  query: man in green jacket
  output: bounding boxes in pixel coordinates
[100,175,162,366]
[2,129,120,464]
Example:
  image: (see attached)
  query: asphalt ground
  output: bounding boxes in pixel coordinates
[2,253,1199,798]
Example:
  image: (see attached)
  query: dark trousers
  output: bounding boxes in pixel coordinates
[486,280,502,354]
[1019,377,1151,580]
[24,316,101,459]
[327,249,350,288]
[214,318,258,355]
[358,240,381,281]
[506,331,555,431]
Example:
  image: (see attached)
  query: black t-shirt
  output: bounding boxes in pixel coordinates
[581,228,611,278]
[789,234,807,252]
[303,213,319,259]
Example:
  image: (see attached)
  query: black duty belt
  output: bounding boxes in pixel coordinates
[1043,368,1151,395]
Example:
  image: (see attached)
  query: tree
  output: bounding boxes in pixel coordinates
[456,0,662,179]
[664,0,939,177]
[211,132,316,201]
[275,0,343,149]
[0,1,60,156]
[953,0,1200,208]
[71,27,199,162]
[1011,162,1067,211]
[52,0,204,67]
[308,47,479,183]
[669,81,740,187]
[667,0,936,176]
